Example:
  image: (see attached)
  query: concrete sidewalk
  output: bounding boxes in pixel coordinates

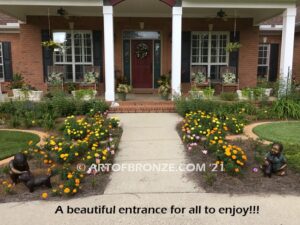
[105,113,202,194]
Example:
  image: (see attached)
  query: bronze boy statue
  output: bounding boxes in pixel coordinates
[261,143,287,177]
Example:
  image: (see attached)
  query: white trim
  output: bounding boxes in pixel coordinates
[0,0,103,7]
[103,5,115,101]
[182,2,295,9]
[279,7,296,94]
[171,6,182,97]
[191,31,230,80]
[258,43,271,80]
[53,30,94,82]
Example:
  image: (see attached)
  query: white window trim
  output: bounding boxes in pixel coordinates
[258,43,270,79]
[53,30,94,82]
[0,42,4,82]
[191,31,230,80]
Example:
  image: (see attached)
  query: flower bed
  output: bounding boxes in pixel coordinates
[181,111,246,175]
[0,113,122,201]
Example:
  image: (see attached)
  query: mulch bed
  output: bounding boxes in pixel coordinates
[177,124,300,195]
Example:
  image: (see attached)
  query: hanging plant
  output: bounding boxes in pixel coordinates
[135,43,149,59]
[41,40,62,50]
[225,42,241,52]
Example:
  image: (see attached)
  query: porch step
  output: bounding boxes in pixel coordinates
[109,101,175,113]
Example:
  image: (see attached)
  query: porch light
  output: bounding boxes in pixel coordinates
[263,37,268,43]
[53,32,67,44]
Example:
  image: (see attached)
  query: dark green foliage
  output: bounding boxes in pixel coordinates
[219,92,237,101]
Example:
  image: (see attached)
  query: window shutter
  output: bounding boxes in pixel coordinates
[41,30,53,81]
[2,42,13,81]
[229,31,240,77]
[93,30,102,82]
[269,44,279,82]
[181,31,191,83]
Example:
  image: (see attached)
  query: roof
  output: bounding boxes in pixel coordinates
[262,6,300,25]
[0,12,18,25]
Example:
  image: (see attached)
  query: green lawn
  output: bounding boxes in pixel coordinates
[0,131,40,160]
[253,122,300,172]
[253,122,300,145]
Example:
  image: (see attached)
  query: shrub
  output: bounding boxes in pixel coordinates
[220,93,237,101]
[271,98,300,119]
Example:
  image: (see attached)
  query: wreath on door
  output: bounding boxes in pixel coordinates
[135,43,149,59]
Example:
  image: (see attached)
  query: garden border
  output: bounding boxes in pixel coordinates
[0,129,49,166]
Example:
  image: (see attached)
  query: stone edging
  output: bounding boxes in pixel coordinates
[0,129,49,166]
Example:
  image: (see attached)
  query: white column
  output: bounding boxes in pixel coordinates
[103,6,115,101]
[171,7,182,98]
[279,7,297,95]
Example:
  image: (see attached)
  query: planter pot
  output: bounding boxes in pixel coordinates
[72,90,97,101]
[117,92,127,101]
[236,90,249,101]
[264,88,272,97]
[28,91,44,102]
[12,89,22,100]
[203,90,215,100]
[0,93,8,102]
[189,90,204,99]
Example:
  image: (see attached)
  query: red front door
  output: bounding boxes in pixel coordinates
[131,40,153,88]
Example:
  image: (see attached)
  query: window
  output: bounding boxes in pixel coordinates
[257,44,270,79]
[0,43,4,82]
[191,32,229,80]
[53,31,93,82]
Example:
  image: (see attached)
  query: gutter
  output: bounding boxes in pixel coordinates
[0,22,20,33]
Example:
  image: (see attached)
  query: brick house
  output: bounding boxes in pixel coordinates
[0,0,298,101]
[259,6,300,83]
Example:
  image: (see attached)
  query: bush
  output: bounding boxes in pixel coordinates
[271,98,300,119]
[220,93,237,101]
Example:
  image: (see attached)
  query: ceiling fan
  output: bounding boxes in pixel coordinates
[216,9,228,21]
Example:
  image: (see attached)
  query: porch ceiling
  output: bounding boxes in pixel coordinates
[0,0,296,25]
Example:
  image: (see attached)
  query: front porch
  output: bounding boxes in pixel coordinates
[0,0,297,101]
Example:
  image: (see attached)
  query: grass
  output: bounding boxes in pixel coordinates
[253,122,300,172]
[253,122,300,144]
[0,131,40,160]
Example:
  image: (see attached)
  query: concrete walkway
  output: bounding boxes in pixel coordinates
[105,113,202,194]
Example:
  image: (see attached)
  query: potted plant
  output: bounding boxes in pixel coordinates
[203,87,215,100]
[47,72,64,93]
[157,74,171,100]
[116,84,132,101]
[72,89,97,101]
[84,71,99,84]
[222,72,237,84]
[189,86,204,99]
[41,40,62,52]
[225,42,242,52]
[9,73,25,99]
[191,71,207,85]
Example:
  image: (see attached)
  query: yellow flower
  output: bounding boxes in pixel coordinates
[64,188,71,194]
[75,152,79,156]
[94,153,100,157]
[28,140,33,145]
[50,140,56,146]
[102,156,107,160]
[225,151,231,156]
[41,192,48,199]
[232,155,237,160]
[67,174,73,179]
[75,179,80,184]
[59,184,64,189]
[7,184,12,188]
[73,189,77,193]
[235,168,240,173]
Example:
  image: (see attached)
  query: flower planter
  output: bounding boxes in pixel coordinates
[117,92,127,101]
[0,93,8,102]
[72,90,97,101]
[12,89,22,100]
[189,90,204,99]
[28,91,44,102]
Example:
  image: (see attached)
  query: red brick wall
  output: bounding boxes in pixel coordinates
[2,16,260,91]
[293,33,300,83]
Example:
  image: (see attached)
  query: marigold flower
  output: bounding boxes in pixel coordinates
[41,192,48,199]
[64,188,71,194]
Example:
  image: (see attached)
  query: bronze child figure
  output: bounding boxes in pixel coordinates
[261,143,287,177]
[9,153,30,184]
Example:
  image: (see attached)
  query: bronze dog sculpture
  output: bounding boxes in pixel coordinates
[19,171,53,193]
